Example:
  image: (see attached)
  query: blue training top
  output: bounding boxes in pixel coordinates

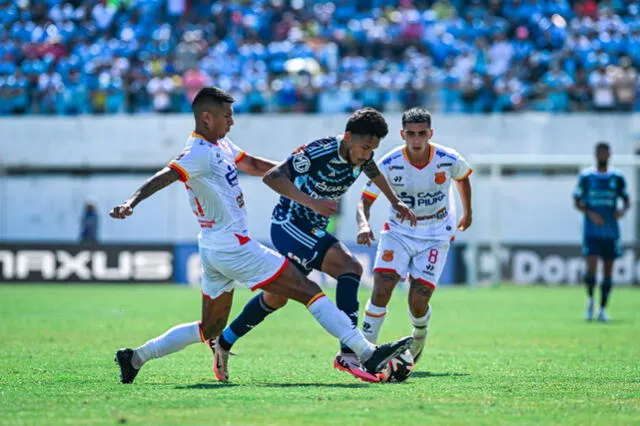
[573,167,628,240]
[272,136,373,229]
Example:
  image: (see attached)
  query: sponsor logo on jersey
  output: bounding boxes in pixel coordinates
[315,182,350,193]
[382,250,394,262]
[382,152,403,165]
[311,228,326,238]
[389,165,405,170]
[434,172,446,184]
[236,193,245,208]
[437,162,453,168]
[435,151,457,161]
[392,176,403,184]
[399,191,446,209]
[225,165,239,186]
[329,158,343,165]
[293,153,311,173]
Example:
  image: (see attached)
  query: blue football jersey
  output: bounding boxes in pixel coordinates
[272,136,373,229]
[573,167,628,239]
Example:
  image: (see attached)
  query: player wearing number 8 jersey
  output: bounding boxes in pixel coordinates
[110,87,412,384]
[357,108,473,365]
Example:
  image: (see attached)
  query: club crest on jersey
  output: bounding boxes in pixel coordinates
[434,172,446,184]
[352,166,361,178]
[382,250,394,262]
[311,228,326,238]
[292,153,311,173]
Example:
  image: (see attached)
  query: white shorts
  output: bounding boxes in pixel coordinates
[373,230,450,289]
[199,238,288,299]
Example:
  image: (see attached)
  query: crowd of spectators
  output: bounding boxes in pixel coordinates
[0,0,638,115]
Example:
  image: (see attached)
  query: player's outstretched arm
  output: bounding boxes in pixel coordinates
[356,196,376,246]
[364,161,417,226]
[263,161,337,218]
[455,177,473,231]
[236,154,278,177]
[109,167,181,219]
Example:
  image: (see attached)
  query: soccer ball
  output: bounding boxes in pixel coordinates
[377,350,415,383]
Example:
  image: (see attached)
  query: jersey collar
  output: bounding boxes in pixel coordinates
[191,131,219,145]
[403,144,434,170]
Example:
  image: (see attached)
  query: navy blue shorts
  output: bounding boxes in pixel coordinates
[271,220,338,275]
[582,238,621,260]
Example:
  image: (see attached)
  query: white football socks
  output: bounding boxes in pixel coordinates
[132,321,202,369]
[307,294,375,361]
[362,299,387,344]
[410,305,431,340]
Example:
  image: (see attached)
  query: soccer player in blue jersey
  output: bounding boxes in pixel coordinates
[573,142,630,322]
[213,108,417,382]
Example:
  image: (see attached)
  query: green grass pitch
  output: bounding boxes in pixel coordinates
[1,284,639,425]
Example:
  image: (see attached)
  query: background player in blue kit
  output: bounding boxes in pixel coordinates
[573,142,630,322]
[214,108,417,382]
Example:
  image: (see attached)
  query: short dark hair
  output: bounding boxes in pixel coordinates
[191,87,234,116]
[595,141,610,151]
[402,107,431,128]
[345,108,388,139]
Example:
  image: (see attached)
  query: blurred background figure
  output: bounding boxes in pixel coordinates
[80,201,99,243]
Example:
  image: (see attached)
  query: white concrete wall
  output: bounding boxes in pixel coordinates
[1,113,637,243]
[1,113,639,167]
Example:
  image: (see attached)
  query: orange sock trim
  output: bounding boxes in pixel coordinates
[365,311,386,318]
[306,292,326,308]
[198,321,205,343]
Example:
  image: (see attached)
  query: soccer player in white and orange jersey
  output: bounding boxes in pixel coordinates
[109,87,412,384]
[356,108,473,364]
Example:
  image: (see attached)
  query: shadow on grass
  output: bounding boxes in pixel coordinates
[175,383,240,390]
[412,371,470,378]
[259,382,370,388]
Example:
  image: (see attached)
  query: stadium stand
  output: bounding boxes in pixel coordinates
[0,0,638,115]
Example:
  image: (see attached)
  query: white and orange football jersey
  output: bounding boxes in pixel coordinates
[168,132,249,248]
[362,143,472,241]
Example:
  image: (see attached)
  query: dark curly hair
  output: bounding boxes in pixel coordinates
[402,107,431,128]
[192,87,235,116]
[345,108,388,139]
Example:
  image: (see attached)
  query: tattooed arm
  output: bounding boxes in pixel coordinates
[364,161,417,226]
[109,167,181,219]
[263,161,338,218]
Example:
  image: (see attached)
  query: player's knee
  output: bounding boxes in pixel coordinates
[372,272,398,305]
[584,274,596,285]
[262,292,288,309]
[343,256,363,276]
